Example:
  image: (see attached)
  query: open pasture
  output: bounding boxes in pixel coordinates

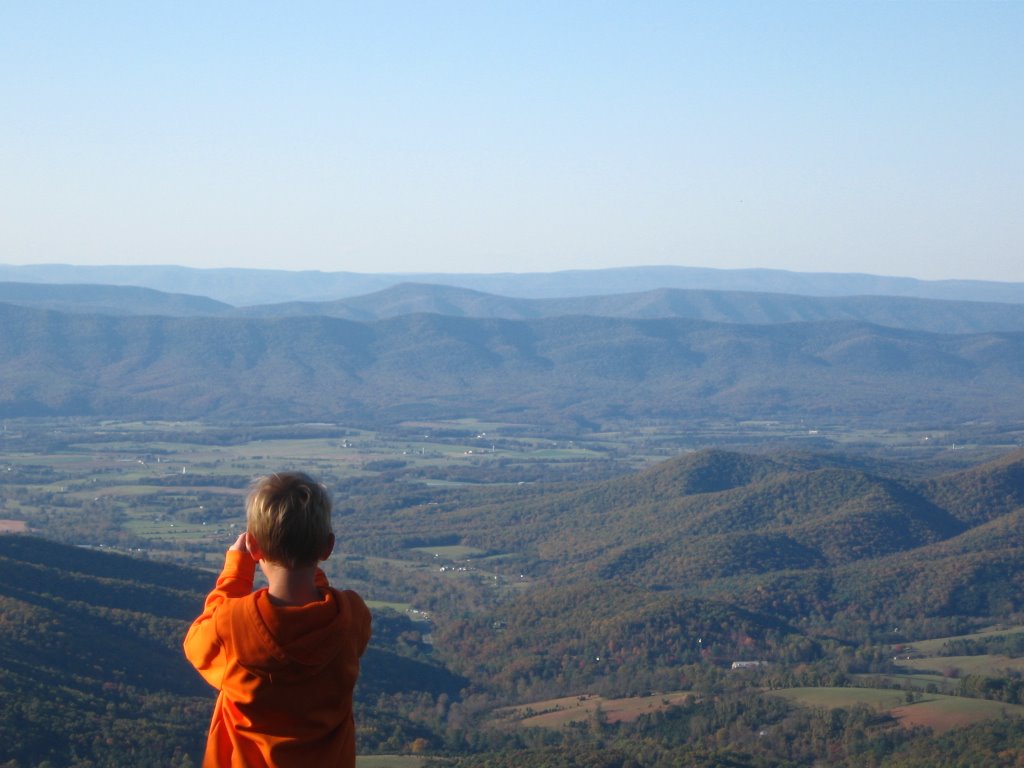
[410,544,488,560]
[772,686,908,710]
[356,756,427,768]
[898,654,1024,677]
[885,625,1024,683]
[365,600,414,613]
[397,417,524,432]
[891,695,1024,734]
[773,687,1024,734]
[899,625,1024,657]
[494,691,691,729]
[854,673,957,695]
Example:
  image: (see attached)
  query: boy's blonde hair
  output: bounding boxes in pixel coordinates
[246,472,333,568]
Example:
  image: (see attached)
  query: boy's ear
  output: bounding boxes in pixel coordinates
[245,531,264,562]
[321,533,335,561]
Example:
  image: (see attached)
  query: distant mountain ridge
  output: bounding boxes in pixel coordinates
[236,282,1024,334]
[0,281,231,316]
[8,279,1024,336]
[2,301,1024,425]
[3,263,1023,306]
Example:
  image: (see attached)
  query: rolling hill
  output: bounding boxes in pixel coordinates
[234,282,1024,334]
[9,278,1024,336]
[0,536,464,766]
[408,448,1024,699]
[3,263,1024,305]
[3,302,1024,426]
[397,449,1023,588]
[0,537,212,765]
[0,282,231,316]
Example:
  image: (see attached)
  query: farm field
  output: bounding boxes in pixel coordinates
[854,673,957,695]
[772,687,1024,734]
[890,695,1024,734]
[772,686,911,710]
[365,599,414,613]
[356,756,428,768]
[2,415,864,561]
[898,654,1024,677]
[898,625,1024,656]
[493,691,692,729]
[875,626,1024,690]
[411,545,489,559]
[0,420,601,549]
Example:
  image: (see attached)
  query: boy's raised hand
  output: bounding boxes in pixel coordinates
[228,531,254,556]
[228,531,262,561]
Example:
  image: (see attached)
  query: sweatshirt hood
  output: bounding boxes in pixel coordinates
[238,586,356,676]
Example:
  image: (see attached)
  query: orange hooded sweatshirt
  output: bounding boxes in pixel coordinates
[184,550,372,768]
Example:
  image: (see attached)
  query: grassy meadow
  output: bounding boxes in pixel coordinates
[899,625,1024,656]
[493,692,693,730]
[772,687,1024,734]
[356,756,428,768]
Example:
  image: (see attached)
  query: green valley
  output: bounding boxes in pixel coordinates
[3,417,1024,766]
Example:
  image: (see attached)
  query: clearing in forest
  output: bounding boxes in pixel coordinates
[493,691,691,729]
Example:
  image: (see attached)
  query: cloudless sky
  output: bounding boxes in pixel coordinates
[2,1,1022,281]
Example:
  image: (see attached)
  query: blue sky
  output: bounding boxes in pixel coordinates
[2,1,1022,281]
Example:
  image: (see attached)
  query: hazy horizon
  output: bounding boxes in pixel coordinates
[3,2,1022,282]
[4,260,1024,286]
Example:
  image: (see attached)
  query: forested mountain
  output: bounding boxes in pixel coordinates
[0,282,231,317]
[405,448,1024,697]
[0,536,463,767]
[11,279,1024,336]
[234,282,1024,334]
[361,448,1024,594]
[4,301,1024,426]
[0,537,211,766]
[3,263,1024,305]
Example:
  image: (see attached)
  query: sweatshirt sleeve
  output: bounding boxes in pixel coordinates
[183,550,257,688]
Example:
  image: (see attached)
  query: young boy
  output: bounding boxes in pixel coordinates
[184,472,372,767]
